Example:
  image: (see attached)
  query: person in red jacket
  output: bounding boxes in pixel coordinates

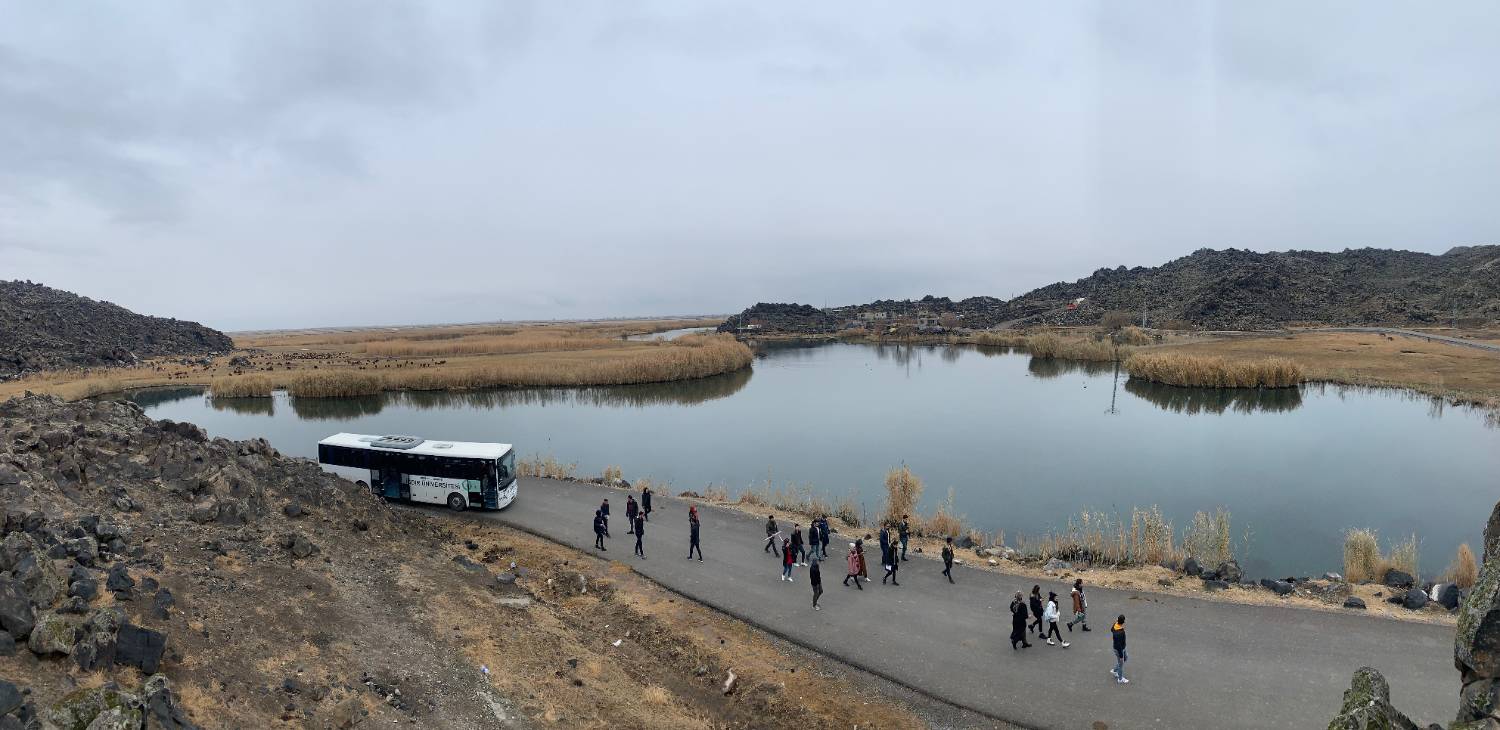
[780,536,795,581]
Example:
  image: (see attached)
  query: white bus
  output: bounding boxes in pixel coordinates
[317,433,517,511]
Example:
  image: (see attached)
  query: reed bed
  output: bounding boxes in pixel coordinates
[284,371,385,398]
[238,318,715,349]
[1114,325,1153,346]
[1182,508,1234,567]
[360,333,624,357]
[1025,333,1127,362]
[209,374,276,398]
[879,466,924,526]
[968,331,1028,348]
[517,454,578,480]
[1125,352,1304,388]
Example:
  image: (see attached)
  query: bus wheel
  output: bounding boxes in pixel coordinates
[447,493,467,511]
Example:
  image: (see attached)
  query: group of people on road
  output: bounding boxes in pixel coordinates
[591,489,1132,685]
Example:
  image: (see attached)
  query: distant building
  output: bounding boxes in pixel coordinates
[858,311,891,322]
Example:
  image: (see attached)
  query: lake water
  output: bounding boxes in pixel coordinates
[127,342,1499,578]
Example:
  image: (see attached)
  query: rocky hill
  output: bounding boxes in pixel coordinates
[0,281,233,377]
[725,246,1500,332]
[0,395,921,729]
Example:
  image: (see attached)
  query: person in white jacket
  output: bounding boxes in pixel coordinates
[1043,591,1070,647]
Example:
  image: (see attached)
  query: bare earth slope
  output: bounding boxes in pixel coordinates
[0,281,233,377]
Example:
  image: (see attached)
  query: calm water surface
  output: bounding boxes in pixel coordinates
[129,343,1498,577]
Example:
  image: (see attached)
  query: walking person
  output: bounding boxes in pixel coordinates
[764,515,780,555]
[600,498,611,537]
[842,543,863,589]
[882,539,900,586]
[592,509,607,551]
[898,515,911,561]
[633,512,646,559]
[625,495,638,534]
[817,516,831,557]
[1043,591,1069,647]
[641,485,653,521]
[806,523,818,564]
[1068,578,1091,632]
[941,537,955,583]
[809,549,823,610]
[686,506,703,561]
[877,526,890,567]
[1009,591,1033,649]
[1111,615,1129,684]
[1028,586,1045,636]
[790,523,805,566]
[780,536,795,581]
[856,538,869,582]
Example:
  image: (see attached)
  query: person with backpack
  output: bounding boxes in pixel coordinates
[898,515,911,561]
[790,523,805,566]
[780,536,795,581]
[640,485,653,521]
[809,549,823,610]
[764,515,780,556]
[1043,591,1069,647]
[592,509,607,551]
[599,498,611,537]
[1028,585,1045,636]
[941,537,955,583]
[624,495,639,535]
[1009,591,1033,649]
[842,543,864,590]
[686,506,703,561]
[1111,615,1129,684]
[633,511,646,559]
[1068,578,1091,632]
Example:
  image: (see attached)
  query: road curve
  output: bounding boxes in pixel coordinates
[461,477,1454,729]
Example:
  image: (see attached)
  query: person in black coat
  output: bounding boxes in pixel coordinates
[641,486,653,521]
[790,523,805,566]
[593,509,607,550]
[878,526,890,567]
[941,536,955,583]
[898,515,911,561]
[817,516,831,557]
[1028,585,1045,635]
[882,541,900,586]
[599,499,611,537]
[686,506,703,561]
[633,513,646,558]
[625,496,639,534]
[1009,592,1033,649]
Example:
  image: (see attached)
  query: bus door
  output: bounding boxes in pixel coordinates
[375,468,405,500]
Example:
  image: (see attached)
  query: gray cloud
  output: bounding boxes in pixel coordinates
[1,1,1496,330]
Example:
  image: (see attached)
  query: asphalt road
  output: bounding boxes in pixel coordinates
[474,477,1454,729]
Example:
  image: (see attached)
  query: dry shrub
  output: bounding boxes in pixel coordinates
[641,685,672,706]
[601,465,623,484]
[1129,506,1176,565]
[702,484,729,502]
[1448,543,1479,589]
[834,493,861,529]
[1388,534,1420,579]
[1026,333,1125,362]
[210,374,276,398]
[924,488,965,538]
[1100,311,1134,331]
[286,371,384,398]
[879,466,924,527]
[1115,325,1152,346]
[1182,508,1233,567]
[1125,352,1303,388]
[1025,333,1062,359]
[737,489,768,508]
[1343,528,1382,583]
[517,454,578,480]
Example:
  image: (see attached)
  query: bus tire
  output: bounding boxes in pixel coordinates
[447,493,467,512]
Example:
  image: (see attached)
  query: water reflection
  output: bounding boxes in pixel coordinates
[1125,379,1303,415]
[290,394,388,420]
[123,386,206,409]
[1027,357,1116,379]
[210,396,275,416]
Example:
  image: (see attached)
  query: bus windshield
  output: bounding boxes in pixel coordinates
[497,450,516,484]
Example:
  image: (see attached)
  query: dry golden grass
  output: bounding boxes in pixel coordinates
[209,374,276,398]
[235,318,714,350]
[1115,325,1153,346]
[1021,506,1185,567]
[1343,528,1421,582]
[361,333,624,357]
[1125,352,1304,388]
[969,331,1028,347]
[924,488,966,538]
[1026,333,1127,361]
[601,465,623,484]
[517,454,578,480]
[1448,543,1479,589]
[1343,528,1383,583]
[285,371,384,398]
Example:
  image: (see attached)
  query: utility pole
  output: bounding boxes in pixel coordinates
[1141,300,1149,328]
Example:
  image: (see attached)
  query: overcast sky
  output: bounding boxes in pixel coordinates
[2,2,1497,331]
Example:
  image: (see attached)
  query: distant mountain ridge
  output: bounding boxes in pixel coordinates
[0,280,233,376]
[723,246,1500,333]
